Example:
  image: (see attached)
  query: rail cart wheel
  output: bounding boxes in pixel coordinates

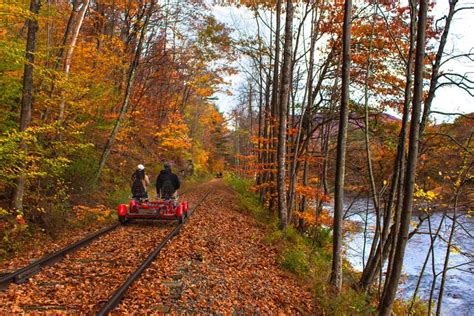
[119,216,127,224]
[178,214,185,224]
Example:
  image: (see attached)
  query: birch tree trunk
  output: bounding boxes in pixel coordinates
[330,0,352,293]
[269,0,281,212]
[277,0,293,230]
[59,0,90,121]
[11,0,42,211]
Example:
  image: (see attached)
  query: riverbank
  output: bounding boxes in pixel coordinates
[344,198,473,315]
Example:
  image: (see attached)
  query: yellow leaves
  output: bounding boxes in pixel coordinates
[414,184,438,202]
[73,205,112,221]
[450,245,461,254]
[454,178,462,189]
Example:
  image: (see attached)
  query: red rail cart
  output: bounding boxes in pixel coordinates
[117,198,188,224]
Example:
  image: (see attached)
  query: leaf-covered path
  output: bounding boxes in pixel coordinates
[0,180,314,314]
[117,179,314,314]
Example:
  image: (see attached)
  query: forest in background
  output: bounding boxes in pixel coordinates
[1,0,232,251]
[0,0,473,314]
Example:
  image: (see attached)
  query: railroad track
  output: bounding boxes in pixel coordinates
[0,190,210,314]
[0,223,120,290]
[0,187,196,290]
[97,191,210,314]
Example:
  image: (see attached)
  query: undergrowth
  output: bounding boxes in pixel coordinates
[224,173,430,315]
[225,173,376,315]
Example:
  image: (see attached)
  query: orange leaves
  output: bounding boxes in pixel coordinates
[295,184,329,203]
[154,111,192,156]
[295,208,333,228]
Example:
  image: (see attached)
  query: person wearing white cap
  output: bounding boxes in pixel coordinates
[131,164,150,200]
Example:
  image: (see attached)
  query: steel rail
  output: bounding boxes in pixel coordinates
[96,191,210,315]
[0,223,120,290]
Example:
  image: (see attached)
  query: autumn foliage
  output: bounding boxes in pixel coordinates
[0,0,233,254]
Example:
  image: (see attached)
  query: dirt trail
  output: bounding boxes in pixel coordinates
[117,179,314,314]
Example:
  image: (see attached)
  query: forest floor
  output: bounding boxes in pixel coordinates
[0,179,315,314]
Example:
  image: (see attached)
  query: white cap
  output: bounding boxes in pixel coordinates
[137,164,145,170]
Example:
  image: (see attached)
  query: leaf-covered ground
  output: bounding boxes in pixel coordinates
[0,207,113,273]
[116,180,314,314]
[0,180,314,314]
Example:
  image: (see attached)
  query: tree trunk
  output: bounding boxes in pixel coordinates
[269,0,282,212]
[362,3,382,270]
[419,0,457,137]
[359,0,416,290]
[436,178,464,315]
[94,1,154,183]
[54,0,78,71]
[378,0,428,314]
[11,0,42,211]
[59,0,90,121]
[330,0,352,293]
[277,0,293,230]
[287,3,319,218]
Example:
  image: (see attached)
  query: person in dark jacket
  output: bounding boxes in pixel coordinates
[156,162,180,199]
[131,164,150,200]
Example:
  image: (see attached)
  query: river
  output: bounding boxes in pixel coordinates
[341,199,474,315]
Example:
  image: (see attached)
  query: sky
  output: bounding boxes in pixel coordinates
[210,1,474,123]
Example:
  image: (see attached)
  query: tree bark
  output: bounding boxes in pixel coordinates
[277,0,293,230]
[11,0,42,211]
[287,3,319,219]
[95,0,154,183]
[379,0,428,314]
[361,3,383,277]
[330,0,352,293]
[59,0,90,121]
[269,0,282,212]
[419,0,458,137]
[359,0,416,290]
[54,0,78,71]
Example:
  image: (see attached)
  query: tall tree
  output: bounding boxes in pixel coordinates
[379,0,429,314]
[330,0,352,293]
[277,0,294,230]
[95,0,155,182]
[10,0,42,211]
[59,0,91,121]
[359,0,418,291]
[269,0,282,212]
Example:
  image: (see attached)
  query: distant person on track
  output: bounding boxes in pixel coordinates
[156,162,180,200]
[131,164,150,200]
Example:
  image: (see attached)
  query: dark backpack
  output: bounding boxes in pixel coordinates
[161,179,175,199]
[131,177,146,198]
